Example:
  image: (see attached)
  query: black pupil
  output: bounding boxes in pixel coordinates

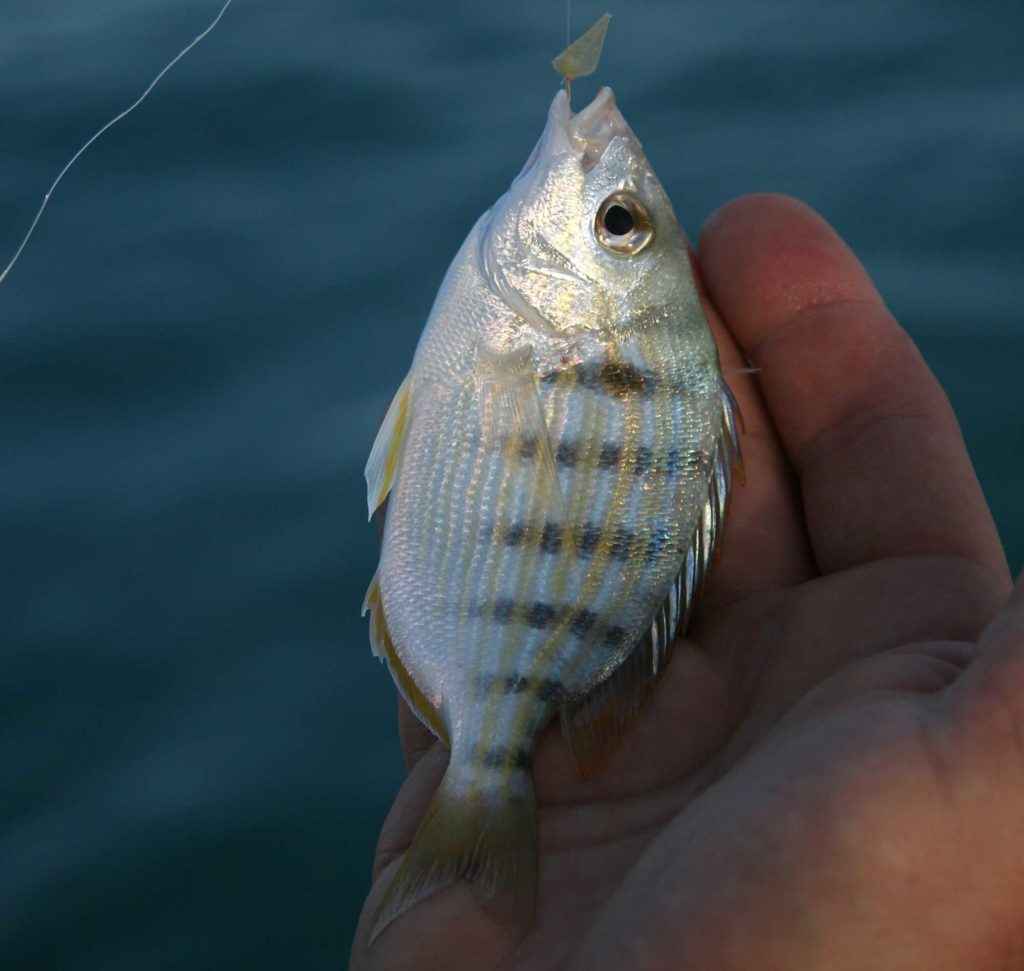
[604,204,634,236]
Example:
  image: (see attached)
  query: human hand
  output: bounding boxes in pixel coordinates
[350,194,1018,971]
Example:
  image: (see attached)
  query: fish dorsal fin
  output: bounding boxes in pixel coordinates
[364,373,413,520]
[561,385,743,778]
[363,572,449,745]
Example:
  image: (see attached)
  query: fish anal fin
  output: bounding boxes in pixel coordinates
[369,772,537,944]
[364,374,413,520]
[560,624,663,781]
[723,381,745,485]
[363,574,449,746]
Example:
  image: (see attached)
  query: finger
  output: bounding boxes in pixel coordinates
[699,194,1008,586]
[716,556,1003,766]
[689,251,817,611]
[398,695,438,771]
[951,569,1024,747]
[370,743,449,882]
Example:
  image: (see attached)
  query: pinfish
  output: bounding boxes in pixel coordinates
[362,83,741,940]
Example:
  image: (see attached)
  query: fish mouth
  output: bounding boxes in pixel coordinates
[569,86,630,171]
[515,87,632,186]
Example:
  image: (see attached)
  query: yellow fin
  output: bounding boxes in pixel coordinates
[364,374,412,520]
[561,385,743,778]
[363,574,449,745]
[370,772,537,944]
[560,623,661,780]
[552,13,611,82]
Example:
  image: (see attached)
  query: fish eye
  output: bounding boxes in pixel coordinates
[604,204,634,235]
[595,192,653,254]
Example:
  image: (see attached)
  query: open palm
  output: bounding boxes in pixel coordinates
[351,195,1020,970]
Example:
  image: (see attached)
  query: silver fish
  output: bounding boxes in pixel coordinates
[363,85,741,939]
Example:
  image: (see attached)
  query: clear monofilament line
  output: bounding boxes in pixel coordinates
[0,0,236,289]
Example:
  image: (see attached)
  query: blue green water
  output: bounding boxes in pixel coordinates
[2,2,1021,967]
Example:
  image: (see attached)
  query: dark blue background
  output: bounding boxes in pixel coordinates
[2,1,1021,967]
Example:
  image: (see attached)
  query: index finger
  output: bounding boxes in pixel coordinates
[698,194,1008,586]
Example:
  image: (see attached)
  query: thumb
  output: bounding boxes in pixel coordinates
[399,695,440,771]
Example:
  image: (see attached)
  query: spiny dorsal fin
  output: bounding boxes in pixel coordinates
[560,384,743,778]
[364,373,413,520]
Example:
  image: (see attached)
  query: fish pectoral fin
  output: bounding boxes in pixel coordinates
[561,384,744,779]
[474,343,538,443]
[363,573,449,745]
[475,343,582,589]
[364,373,413,520]
[369,769,537,944]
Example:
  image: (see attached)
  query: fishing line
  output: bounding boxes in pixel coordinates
[0,0,236,289]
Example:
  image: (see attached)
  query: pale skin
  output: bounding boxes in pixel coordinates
[350,194,1022,970]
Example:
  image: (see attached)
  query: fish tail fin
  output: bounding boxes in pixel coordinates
[369,771,537,944]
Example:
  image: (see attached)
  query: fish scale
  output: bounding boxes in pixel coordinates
[362,85,741,941]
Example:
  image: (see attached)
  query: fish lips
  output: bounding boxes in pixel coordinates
[517,86,635,181]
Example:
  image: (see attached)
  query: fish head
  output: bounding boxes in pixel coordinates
[480,87,696,346]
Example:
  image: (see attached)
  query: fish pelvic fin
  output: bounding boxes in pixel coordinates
[364,373,413,519]
[369,771,538,945]
[561,382,744,778]
[363,573,449,745]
